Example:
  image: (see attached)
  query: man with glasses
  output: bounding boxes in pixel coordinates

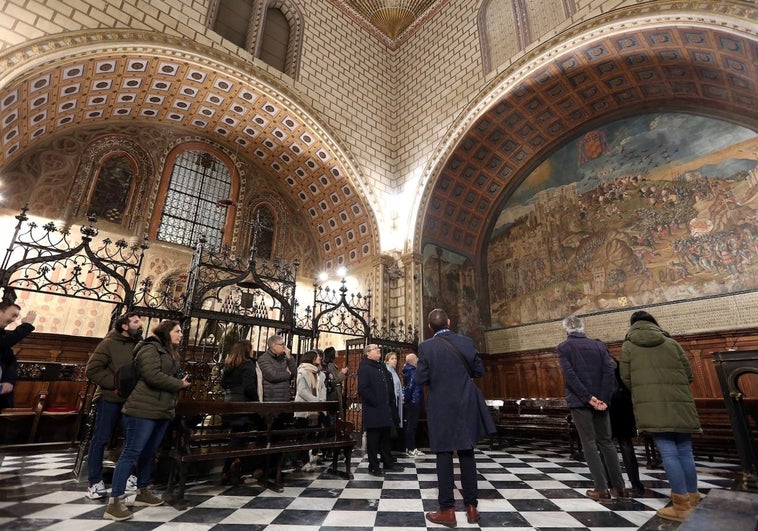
[257,334,296,402]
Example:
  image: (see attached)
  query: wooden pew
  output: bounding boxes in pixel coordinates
[0,361,93,451]
[488,397,581,458]
[165,400,356,509]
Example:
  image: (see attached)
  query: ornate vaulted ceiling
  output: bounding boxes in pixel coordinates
[1,17,756,271]
[0,32,377,272]
[422,24,758,262]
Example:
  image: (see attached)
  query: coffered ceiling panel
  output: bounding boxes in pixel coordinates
[423,26,758,260]
[0,50,376,271]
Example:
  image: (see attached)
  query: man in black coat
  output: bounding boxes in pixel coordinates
[357,343,402,477]
[416,308,494,528]
[0,302,36,410]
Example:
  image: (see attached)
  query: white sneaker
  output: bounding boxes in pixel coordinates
[86,480,107,500]
[126,475,138,491]
[408,449,425,457]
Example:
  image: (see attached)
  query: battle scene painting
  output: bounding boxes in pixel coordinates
[487,113,758,327]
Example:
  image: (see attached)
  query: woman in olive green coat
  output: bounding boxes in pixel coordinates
[620,310,701,522]
[104,320,191,521]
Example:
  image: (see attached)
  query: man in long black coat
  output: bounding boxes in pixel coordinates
[357,343,402,476]
[416,308,494,528]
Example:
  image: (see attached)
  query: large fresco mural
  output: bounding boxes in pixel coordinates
[487,113,758,327]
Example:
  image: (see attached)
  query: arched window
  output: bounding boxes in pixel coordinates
[211,0,253,48]
[207,0,303,79]
[88,154,135,223]
[156,150,235,248]
[250,204,275,260]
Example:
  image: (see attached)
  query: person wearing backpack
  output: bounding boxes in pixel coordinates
[84,311,143,500]
[104,320,191,522]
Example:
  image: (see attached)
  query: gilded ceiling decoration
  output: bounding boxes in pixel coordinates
[331,0,444,46]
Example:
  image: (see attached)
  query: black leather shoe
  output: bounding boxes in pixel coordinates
[384,465,404,472]
[368,468,384,477]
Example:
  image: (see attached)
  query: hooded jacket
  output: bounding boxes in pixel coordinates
[122,335,185,420]
[85,329,140,403]
[620,320,701,434]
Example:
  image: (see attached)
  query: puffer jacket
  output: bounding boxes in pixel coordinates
[257,349,296,401]
[620,320,701,434]
[556,332,615,407]
[85,329,140,403]
[221,360,259,402]
[122,336,185,420]
[402,362,422,405]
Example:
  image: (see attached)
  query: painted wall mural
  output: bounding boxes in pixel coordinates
[487,113,758,327]
[421,244,484,347]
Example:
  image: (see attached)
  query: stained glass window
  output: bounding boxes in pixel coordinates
[157,151,231,248]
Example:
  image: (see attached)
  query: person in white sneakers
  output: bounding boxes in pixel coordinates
[103,320,191,521]
[401,353,425,457]
[84,312,142,500]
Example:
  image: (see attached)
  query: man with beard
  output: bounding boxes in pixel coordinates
[84,312,143,499]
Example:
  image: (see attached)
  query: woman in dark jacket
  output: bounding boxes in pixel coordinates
[609,358,644,495]
[220,339,261,484]
[104,320,191,522]
[620,310,701,522]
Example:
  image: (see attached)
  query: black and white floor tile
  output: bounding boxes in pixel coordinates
[0,441,739,530]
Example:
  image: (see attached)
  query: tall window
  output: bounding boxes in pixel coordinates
[89,154,134,223]
[259,7,289,72]
[157,151,232,248]
[208,0,303,78]
[250,205,275,260]
[212,0,253,48]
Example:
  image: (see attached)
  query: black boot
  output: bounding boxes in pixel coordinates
[619,438,644,495]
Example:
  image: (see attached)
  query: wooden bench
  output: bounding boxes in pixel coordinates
[488,398,581,458]
[691,397,758,460]
[165,400,355,509]
[0,361,93,451]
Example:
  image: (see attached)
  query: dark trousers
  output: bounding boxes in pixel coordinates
[404,402,421,451]
[436,448,477,509]
[365,427,393,470]
[617,436,642,488]
[571,407,625,491]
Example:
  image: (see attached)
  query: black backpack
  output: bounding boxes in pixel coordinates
[115,353,140,399]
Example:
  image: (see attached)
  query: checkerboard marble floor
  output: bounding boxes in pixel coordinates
[0,440,739,530]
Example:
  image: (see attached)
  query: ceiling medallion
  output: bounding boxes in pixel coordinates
[342,0,441,43]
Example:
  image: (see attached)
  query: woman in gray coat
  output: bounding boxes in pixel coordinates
[620,310,701,522]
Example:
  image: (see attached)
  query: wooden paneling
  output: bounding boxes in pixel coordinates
[481,328,758,400]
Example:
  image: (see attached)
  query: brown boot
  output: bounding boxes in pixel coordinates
[656,492,692,522]
[465,504,480,523]
[103,495,133,521]
[426,508,457,528]
[688,491,701,507]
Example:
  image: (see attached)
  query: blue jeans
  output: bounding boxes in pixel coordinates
[651,433,698,494]
[111,414,169,497]
[436,449,477,509]
[87,398,125,485]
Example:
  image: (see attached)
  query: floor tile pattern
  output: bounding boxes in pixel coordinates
[0,441,739,530]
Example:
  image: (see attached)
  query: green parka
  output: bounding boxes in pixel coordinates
[122,336,185,420]
[85,329,139,403]
[620,321,701,434]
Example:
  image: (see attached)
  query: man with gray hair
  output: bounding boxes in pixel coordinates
[557,315,631,503]
[257,334,296,401]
